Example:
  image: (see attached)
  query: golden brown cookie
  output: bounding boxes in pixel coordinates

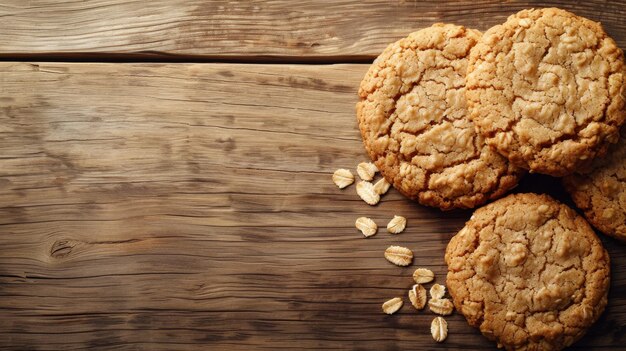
[466,8,626,177]
[357,24,523,210]
[446,193,610,351]
[563,127,626,240]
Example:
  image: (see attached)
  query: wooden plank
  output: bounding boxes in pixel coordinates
[1,0,625,60]
[1,62,625,350]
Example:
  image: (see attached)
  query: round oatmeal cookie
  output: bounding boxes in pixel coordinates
[445,193,610,351]
[466,8,626,177]
[356,23,523,210]
[563,127,626,240]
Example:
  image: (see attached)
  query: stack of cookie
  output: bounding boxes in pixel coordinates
[356,8,625,351]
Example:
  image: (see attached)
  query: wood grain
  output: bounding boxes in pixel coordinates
[1,0,626,61]
[1,62,625,350]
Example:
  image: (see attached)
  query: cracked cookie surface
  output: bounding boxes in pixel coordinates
[357,23,523,210]
[466,8,626,177]
[563,127,626,240]
[445,193,610,351]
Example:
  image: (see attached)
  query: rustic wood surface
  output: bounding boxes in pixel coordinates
[2,0,626,349]
[1,62,625,350]
[1,0,625,60]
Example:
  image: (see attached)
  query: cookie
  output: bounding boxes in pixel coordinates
[356,23,523,210]
[466,8,626,177]
[445,193,610,351]
[563,127,626,240]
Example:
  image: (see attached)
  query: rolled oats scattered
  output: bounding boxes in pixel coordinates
[355,217,377,237]
[356,181,380,205]
[431,316,448,342]
[373,178,391,195]
[386,215,406,234]
[384,246,413,266]
[408,284,427,310]
[413,268,435,284]
[382,297,403,315]
[332,168,354,189]
[357,162,378,181]
[430,284,446,300]
[429,298,454,316]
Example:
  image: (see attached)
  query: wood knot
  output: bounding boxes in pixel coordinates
[50,239,77,258]
[216,137,236,152]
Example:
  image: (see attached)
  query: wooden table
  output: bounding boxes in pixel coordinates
[1,1,625,350]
